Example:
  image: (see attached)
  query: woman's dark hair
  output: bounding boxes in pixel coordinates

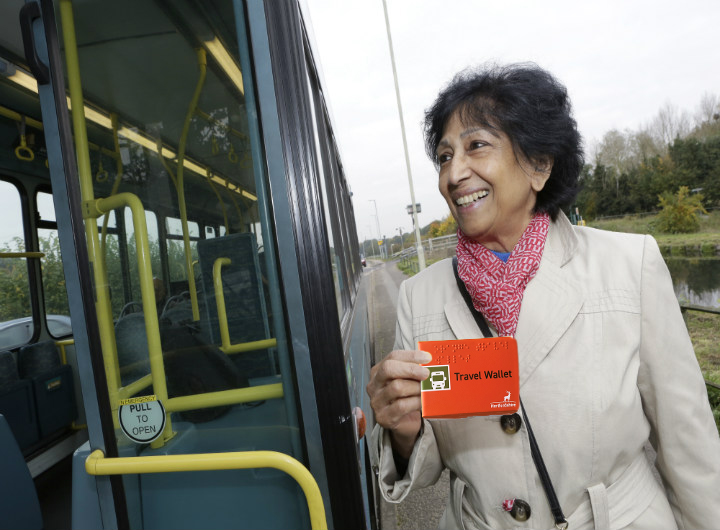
[424,63,584,219]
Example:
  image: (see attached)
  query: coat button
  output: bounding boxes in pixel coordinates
[500,413,522,434]
[510,499,531,521]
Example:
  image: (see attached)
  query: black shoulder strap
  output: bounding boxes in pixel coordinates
[452,256,492,338]
[451,256,568,529]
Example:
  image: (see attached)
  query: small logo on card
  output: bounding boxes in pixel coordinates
[421,365,451,391]
[490,390,517,409]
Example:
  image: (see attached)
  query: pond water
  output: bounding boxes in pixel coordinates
[665,257,720,309]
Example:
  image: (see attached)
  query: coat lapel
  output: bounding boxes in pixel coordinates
[515,213,584,385]
[444,295,486,340]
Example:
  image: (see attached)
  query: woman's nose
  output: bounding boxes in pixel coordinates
[448,153,472,185]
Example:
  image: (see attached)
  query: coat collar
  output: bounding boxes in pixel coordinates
[443,212,584,385]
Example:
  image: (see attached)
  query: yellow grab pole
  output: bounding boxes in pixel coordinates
[117,374,153,401]
[221,338,277,355]
[0,252,45,259]
[85,449,327,530]
[212,258,277,354]
[212,257,232,349]
[55,338,75,365]
[206,173,230,233]
[166,382,283,412]
[59,0,122,412]
[99,113,124,254]
[96,193,172,444]
[175,48,208,322]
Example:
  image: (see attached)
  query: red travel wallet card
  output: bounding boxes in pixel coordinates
[419,337,519,419]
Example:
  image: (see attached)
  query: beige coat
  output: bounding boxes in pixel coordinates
[370,213,720,530]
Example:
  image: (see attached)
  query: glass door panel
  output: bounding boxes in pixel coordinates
[53,1,306,527]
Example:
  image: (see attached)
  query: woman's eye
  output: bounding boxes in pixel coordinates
[469,140,487,150]
[437,153,452,165]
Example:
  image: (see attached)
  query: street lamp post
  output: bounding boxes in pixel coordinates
[366,225,376,258]
[382,0,425,270]
[369,199,384,259]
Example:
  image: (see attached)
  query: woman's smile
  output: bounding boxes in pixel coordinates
[454,189,489,206]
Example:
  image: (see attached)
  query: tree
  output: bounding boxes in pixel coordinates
[656,186,707,233]
[651,102,691,148]
[0,238,31,321]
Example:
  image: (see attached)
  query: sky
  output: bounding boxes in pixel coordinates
[303,0,720,244]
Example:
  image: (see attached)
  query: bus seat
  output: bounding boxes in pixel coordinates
[0,350,40,451]
[161,322,249,423]
[18,341,77,438]
[115,311,151,386]
[0,414,43,530]
[197,233,275,378]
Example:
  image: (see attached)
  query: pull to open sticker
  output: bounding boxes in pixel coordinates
[118,395,166,444]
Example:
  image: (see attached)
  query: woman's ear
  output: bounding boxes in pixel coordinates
[530,157,553,192]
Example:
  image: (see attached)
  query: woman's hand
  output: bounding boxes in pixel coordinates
[367,350,431,459]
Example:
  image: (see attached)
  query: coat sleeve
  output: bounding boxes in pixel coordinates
[637,235,720,529]
[368,280,445,503]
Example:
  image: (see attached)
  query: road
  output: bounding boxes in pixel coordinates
[365,259,449,530]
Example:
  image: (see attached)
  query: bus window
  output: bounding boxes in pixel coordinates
[0,179,32,349]
[166,216,199,287]
[124,208,161,304]
[36,191,71,337]
[95,210,126,319]
[306,69,346,319]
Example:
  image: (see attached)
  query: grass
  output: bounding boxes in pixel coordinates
[396,256,442,277]
[687,311,720,384]
[588,210,720,249]
[690,311,720,430]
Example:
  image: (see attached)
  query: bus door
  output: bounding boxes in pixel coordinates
[17,0,367,528]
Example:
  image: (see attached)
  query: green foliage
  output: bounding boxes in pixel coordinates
[656,187,707,234]
[39,232,70,316]
[574,99,720,219]
[1,227,179,324]
[428,213,457,238]
[0,238,31,321]
[701,242,716,256]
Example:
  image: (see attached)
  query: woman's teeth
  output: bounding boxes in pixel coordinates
[456,190,488,206]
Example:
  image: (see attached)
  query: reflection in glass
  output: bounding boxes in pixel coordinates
[0,180,32,348]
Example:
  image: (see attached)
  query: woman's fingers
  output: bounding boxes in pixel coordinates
[370,349,432,385]
[367,349,432,433]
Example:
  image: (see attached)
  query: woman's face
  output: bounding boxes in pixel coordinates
[437,112,551,252]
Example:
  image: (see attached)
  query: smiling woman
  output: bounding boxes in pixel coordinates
[366,63,720,530]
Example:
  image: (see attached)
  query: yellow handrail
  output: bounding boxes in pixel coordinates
[212,257,278,355]
[94,192,172,445]
[165,383,283,412]
[60,0,123,429]
[85,449,327,529]
[117,374,153,401]
[221,338,278,355]
[205,173,230,234]
[0,252,45,259]
[213,257,232,349]
[0,105,118,160]
[175,48,208,322]
[55,338,75,365]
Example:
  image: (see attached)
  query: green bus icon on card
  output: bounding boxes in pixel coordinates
[422,365,450,391]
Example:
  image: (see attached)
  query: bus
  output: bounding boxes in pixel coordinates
[0,1,378,528]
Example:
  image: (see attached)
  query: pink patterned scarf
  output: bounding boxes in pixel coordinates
[455,213,550,337]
